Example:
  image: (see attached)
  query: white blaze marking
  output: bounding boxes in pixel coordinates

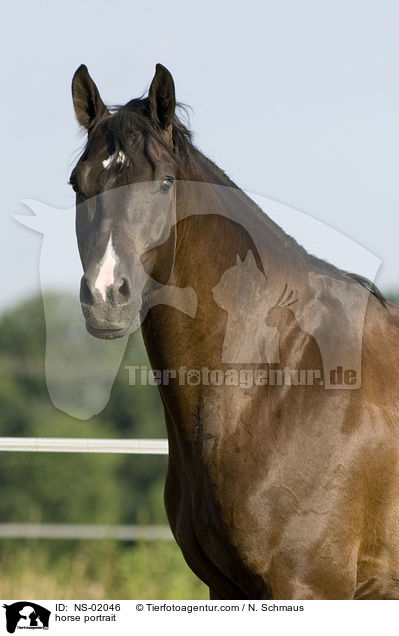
[94,235,118,301]
[102,151,128,169]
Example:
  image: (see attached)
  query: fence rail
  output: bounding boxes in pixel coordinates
[0,523,173,540]
[0,437,168,454]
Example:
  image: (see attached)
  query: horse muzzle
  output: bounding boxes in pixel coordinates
[79,273,140,339]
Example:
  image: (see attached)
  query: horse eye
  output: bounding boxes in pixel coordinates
[160,176,174,193]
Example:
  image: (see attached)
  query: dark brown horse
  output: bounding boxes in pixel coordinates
[70,63,399,599]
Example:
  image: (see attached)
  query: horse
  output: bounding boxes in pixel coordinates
[70,63,399,599]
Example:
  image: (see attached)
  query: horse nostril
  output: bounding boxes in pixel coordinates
[80,276,94,305]
[118,277,130,298]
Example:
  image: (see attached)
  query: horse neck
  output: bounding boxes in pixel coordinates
[142,151,304,368]
[171,148,307,303]
[143,146,342,376]
[172,153,263,291]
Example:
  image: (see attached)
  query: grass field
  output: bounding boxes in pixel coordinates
[0,540,208,599]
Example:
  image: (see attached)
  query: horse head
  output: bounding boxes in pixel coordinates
[70,63,182,339]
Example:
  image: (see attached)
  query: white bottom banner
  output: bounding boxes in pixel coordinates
[0,599,396,635]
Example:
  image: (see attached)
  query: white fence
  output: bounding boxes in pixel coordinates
[0,523,173,540]
[0,437,168,454]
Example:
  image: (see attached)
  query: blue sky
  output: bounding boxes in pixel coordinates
[2,0,399,309]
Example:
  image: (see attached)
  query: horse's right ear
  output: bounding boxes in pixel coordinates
[72,65,108,130]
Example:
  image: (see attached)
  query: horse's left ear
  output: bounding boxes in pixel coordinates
[148,64,176,129]
[72,64,108,130]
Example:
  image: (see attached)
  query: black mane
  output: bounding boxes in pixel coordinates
[97,98,199,179]
[344,272,387,307]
